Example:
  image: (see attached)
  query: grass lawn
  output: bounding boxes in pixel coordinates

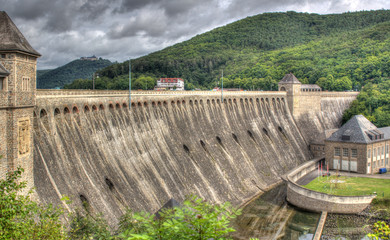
[303,176,390,198]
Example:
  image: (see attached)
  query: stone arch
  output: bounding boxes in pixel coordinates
[72,106,79,113]
[212,99,215,104]
[182,100,185,104]
[99,104,104,110]
[189,100,193,105]
[137,102,142,107]
[84,105,90,112]
[115,103,121,109]
[109,103,114,110]
[64,107,70,114]
[54,108,61,116]
[163,101,167,106]
[171,100,175,105]
[177,100,181,105]
[280,86,286,91]
[92,105,97,111]
[144,102,148,107]
[40,109,47,118]
[152,101,156,107]
[217,99,220,104]
[122,102,128,108]
[157,101,162,106]
[131,102,136,108]
[207,99,210,104]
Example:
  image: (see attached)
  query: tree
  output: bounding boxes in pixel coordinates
[0,167,66,240]
[116,195,242,240]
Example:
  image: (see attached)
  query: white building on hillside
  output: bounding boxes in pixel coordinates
[156,78,184,90]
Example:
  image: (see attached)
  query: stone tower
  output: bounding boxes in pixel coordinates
[0,11,40,189]
[278,73,301,115]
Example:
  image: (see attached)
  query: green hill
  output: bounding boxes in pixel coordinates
[37,58,112,89]
[64,10,390,126]
[77,10,390,89]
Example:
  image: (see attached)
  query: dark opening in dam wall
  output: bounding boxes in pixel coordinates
[31,90,356,225]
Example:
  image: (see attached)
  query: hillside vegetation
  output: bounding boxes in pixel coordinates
[37,58,112,89]
[64,10,390,126]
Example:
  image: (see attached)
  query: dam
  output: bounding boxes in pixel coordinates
[0,11,359,229]
[31,89,357,226]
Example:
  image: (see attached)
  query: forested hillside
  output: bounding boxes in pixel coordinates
[63,10,390,126]
[37,58,112,89]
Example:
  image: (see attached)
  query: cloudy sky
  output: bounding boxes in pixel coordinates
[2,0,390,69]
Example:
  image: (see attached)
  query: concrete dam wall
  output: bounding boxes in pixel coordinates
[32,92,311,225]
[32,91,356,226]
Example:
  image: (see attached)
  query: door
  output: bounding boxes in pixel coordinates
[350,161,357,172]
[333,159,340,170]
[342,160,349,171]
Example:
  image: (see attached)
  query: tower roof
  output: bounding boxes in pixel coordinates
[326,115,389,143]
[0,11,40,57]
[0,63,10,77]
[279,73,301,84]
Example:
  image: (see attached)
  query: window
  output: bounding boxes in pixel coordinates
[381,159,384,166]
[334,147,341,156]
[378,147,381,158]
[374,148,377,158]
[373,161,376,169]
[368,162,370,167]
[0,77,4,90]
[343,148,349,157]
[1,54,5,58]
[368,149,371,159]
[386,158,389,166]
[22,77,30,91]
[386,145,389,154]
[351,149,357,158]
[382,146,385,157]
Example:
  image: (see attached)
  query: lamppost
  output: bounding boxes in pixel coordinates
[221,70,224,103]
[129,59,131,109]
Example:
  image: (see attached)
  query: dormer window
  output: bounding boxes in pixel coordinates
[341,135,350,141]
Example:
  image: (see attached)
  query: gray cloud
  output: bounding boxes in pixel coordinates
[0,0,389,69]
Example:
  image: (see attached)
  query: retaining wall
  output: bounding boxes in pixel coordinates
[286,158,376,213]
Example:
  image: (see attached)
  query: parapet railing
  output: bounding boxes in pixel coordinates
[321,92,359,98]
[36,89,287,97]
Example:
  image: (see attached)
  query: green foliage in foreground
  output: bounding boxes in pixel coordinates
[303,175,390,198]
[115,197,241,240]
[368,221,390,240]
[0,167,66,239]
[1,167,242,240]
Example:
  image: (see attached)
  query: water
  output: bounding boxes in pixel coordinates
[232,183,320,240]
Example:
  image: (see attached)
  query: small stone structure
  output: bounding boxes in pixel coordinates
[285,158,376,213]
[0,11,40,190]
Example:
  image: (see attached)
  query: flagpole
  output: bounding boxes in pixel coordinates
[221,70,224,103]
[129,59,131,109]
